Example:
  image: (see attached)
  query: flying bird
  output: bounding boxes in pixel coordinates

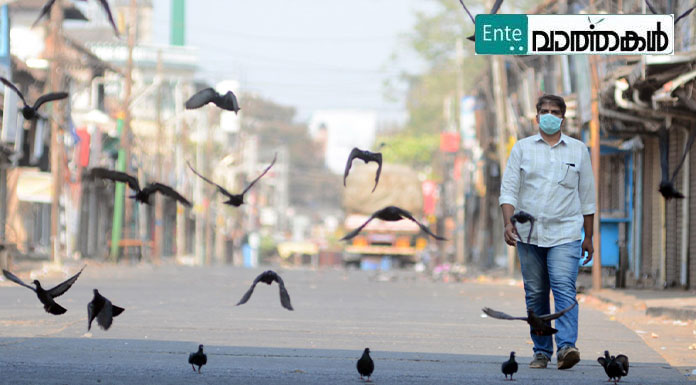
[33,0,119,36]
[657,125,696,200]
[482,301,577,336]
[356,348,374,382]
[340,206,446,242]
[187,153,276,207]
[188,344,207,374]
[90,167,191,207]
[236,270,293,311]
[510,211,535,244]
[645,0,696,24]
[87,289,125,331]
[0,77,68,121]
[597,350,629,384]
[343,144,384,193]
[185,88,240,114]
[458,0,505,42]
[501,351,518,381]
[2,266,85,315]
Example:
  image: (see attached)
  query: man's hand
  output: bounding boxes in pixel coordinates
[581,237,594,265]
[504,223,520,246]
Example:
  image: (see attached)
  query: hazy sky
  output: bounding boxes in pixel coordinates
[151,0,438,123]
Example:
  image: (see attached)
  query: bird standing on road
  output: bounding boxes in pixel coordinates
[357,348,374,382]
[185,88,241,114]
[87,289,125,331]
[597,350,629,384]
[236,270,293,311]
[501,351,518,380]
[482,301,577,336]
[0,76,68,121]
[188,344,207,374]
[90,167,191,207]
[343,144,384,193]
[33,0,120,36]
[188,153,276,207]
[2,266,85,315]
[340,206,446,242]
[510,211,535,244]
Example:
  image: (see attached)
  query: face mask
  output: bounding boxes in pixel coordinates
[539,113,562,135]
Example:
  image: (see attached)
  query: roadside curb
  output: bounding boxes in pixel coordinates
[587,289,696,321]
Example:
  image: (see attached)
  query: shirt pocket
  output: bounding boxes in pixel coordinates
[558,162,579,189]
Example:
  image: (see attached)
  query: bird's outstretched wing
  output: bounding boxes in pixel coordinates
[212,91,240,113]
[187,161,233,199]
[597,356,608,368]
[142,183,192,207]
[372,153,382,193]
[615,354,629,374]
[2,269,36,291]
[340,213,378,241]
[482,307,528,321]
[274,274,294,311]
[343,148,362,187]
[397,207,447,241]
[185,88,218,109]
[676,5,696,24]
[32,0,57,28]
[46,265,85,298]
[242,153,277,195]
[33,92,69,111]
[538,301,577,321]
[644,0,658,14]
[458,0,476,23]
[490,0,504,14]
[97,0,120,36]
[91,168,141,192]
[669,125,696,183]
[236,274,264,306]
[0,77,27,105]
[96,297,114,330]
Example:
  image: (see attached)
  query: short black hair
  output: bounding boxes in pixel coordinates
[536,94,566,117]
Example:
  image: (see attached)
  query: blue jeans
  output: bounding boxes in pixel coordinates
[517,240,581,359]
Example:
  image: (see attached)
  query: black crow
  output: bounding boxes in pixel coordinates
[87,289,125,331]
[33,0,119,36]
[458,0,505,42]
[501,351,518,381]
[187,153,276,207]
[185,88,240,114]
[510,211,535,244]
[598,350,629,384]
[482,301,577,336]
[236,270,293,311]
[340,206,446,242]
[343,144,384,193]
[188,344,207,373]
[2,266,85,315]
[0,77,68,121]
[357,348,374,382]
[646,0,696,24]
[657,125,696,200]
[90,167,191,207]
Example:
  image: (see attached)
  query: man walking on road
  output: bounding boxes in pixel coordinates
[499,94,596,370]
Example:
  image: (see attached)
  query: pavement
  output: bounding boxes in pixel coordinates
[0,261,693,384]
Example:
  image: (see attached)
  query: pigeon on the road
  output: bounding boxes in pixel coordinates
[340,206,446,242]
[511,211,535,244]
[2,266,85,315]
[185,88,240,114]
[501,351,518,380]
[357,348,374,382]
[482,301,577,336]
[188,153,276,207]
[87,289,125,331]
[343,145,384,193]
[188,344,207,373]
[598,350,629,384]
[0,76,68,121]
[236,270,293,311]
[90,168,191,207]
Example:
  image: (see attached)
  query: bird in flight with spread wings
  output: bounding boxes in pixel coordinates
[3,266,85,315]
[482,301,577,336]
[90,167,191,207]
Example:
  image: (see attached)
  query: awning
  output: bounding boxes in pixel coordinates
[17,170,52,203]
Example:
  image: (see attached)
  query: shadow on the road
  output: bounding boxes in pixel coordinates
[0,337,689,384]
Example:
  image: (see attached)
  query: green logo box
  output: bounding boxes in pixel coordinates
[475,15,528,55]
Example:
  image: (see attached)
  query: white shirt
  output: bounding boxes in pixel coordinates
[499,132,596,247]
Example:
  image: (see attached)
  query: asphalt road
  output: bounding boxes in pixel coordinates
[0,264,689,384]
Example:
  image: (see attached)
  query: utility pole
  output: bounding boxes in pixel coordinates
[154,49,163,263]
[589,56,602,290]
[492,55,512,272]
[455,37,466,266]
[122,0,137,246]
[48,0,64,265]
